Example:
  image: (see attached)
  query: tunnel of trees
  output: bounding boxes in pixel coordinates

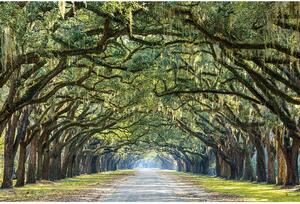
[1,1,300,189]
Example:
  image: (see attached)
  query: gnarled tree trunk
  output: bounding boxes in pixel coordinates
[283,137,299,186]
[15,142,27,187]
[253,137,267,182]
[1,114,19,188]
[26,135,37,184]
[42,142,50,180]
[266,132,276,184]
[242,151,255,181]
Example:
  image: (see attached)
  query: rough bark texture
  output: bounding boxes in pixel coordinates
[200,156,209,174]
[49,153,62,181]
[1,115,19,188]
[277,139,286,185]
[42,143,50,180]
[218,154,231,179]
[36,142,43,180]
[26,135,37,184]
[15,142,27,187]
[266,133,276,184]
[254,138,267,182]
[242,151,255,181]
[215,152,221,177]
[283,138,299,185]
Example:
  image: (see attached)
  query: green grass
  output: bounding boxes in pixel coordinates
[169,171,300,202]
[0,170,134,201]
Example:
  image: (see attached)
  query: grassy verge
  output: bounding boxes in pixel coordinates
[0,170,134,201]
[169,171,300,202]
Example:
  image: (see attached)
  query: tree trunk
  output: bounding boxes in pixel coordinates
[15,142,27,187]
[1,115,18,188]
[254,138,267,182]
[215,152,221,177]
[81,155,87,173]
[220,157,231,179]
[236,153,244,179]
[61,152,70,179]
[200,156,209,174]
[277,139,286,185]
[96,156,102,172]
[99,156,105,172]
[26,136,37,184]
[283,138,299,185]
[1,142,14,188]
[42,143,50,180]
[49,150,62,181]
[74,153,82,175]
[229,163,238,179]
[266,137,276,184]
[184,160,191,172]
[242,152,255,181]
[177,160,183,171]
[67,155,75,177]
[36,142,43,180]
[91,156,98,174]
[277,134,299,186]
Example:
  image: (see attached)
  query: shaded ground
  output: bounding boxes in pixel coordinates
[99,169,239,201]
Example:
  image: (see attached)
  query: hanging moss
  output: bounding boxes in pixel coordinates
[58,1,66,19]
[1,26,16,71]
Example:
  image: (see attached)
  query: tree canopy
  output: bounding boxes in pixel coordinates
[1,1,300,189]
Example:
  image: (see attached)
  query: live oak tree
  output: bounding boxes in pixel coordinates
[1,1,300,189]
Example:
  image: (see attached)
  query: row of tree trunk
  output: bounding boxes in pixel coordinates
[1,131,122,188]
[174,134,299,186]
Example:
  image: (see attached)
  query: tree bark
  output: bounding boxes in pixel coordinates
[177,160,183,171]
[90,156,98,174]
[36,141,43,180]
[253,137,267,182]
[184,160,191,172]
[42,142,50,180]
[219,155,231,179]
[283,138,299,185]
[61,151,70,179]
[266,133,276,184]
[15,142,27,187]
[67,155,75,177]
[242,151,255,181]
[26,135,37,184]
[49,155,61,180]
[1,114,19,188]
[215,152,221,177]
[200,156,209,174]
[277,138,286,185]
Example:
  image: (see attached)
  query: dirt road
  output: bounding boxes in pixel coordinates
[99,169,237,202]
